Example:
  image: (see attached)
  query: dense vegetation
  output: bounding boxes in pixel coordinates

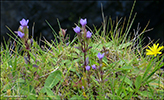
[1,1,164,99]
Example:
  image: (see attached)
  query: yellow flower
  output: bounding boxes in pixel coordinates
[146,43,164,56]
[102,63,106,67]
[83,92,88,98]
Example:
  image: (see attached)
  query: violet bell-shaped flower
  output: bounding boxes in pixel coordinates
[86,31,92,38]
[97,52,105,60]
[20,18,29,27]
[17,31,25,38]
[85,65,90,71]
[80,18,87,26]
[73,26,81,34]
[92,64,96,70]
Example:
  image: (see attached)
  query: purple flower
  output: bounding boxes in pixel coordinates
[20,18,29,27]
[97,52,105,60]
[17,31,24,38]
[86,31,92,38]
[80,18,87,26]
[92,64,96,70]
[82,86,84,89]
[85,65,90,71]
[73,26,81,34]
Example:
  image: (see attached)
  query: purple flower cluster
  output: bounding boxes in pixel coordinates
[73,18,92,39]
[85,64,97,71]
[15,18,29,38]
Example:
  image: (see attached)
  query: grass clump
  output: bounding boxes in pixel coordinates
[1,1,164,100]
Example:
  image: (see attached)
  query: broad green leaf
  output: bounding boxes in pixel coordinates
[135,75,142,90]
[120,65,132,70]
[40,87,46,94]
[124,77,133,87]
[45,70,62,89]
[139,91,152,98]
[119,76,133,87]
[45,86,56,99]
[126,87,133,92]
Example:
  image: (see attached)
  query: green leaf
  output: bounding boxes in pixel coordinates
[117,73,127,96]
[139,91,152,98]
[18,85,37,99]
[126,87,133,92]
[45,86,56,99]
[135,75,142,90]
[45,70,62,89]
[40,87,46,94]
[120,65,132,70]
[124,77,133,87]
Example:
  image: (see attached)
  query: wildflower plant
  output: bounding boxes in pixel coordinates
[1,1,164,99]
[73,18,92,70]
[14,18,33,64]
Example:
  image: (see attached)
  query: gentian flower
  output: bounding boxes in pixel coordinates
[146,43,164,56]
[86,31,92,38]
[85,65,90,71]
[20,18,29,27]
[73,26,81,34]
[80,18,87,26]
[97,52,105,60]
[92,64,96,70]
[17,31,24,38]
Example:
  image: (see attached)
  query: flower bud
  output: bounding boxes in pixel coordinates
[86,31,92,38]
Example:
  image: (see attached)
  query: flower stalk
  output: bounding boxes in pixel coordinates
[15,18,33,64]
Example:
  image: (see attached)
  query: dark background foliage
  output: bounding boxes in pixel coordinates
[1,0,163,46]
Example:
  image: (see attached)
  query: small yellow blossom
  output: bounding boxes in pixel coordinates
[83,92,88,98]
[7,89,11,95]
[146,43,164,56]
[102,63,106,67]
